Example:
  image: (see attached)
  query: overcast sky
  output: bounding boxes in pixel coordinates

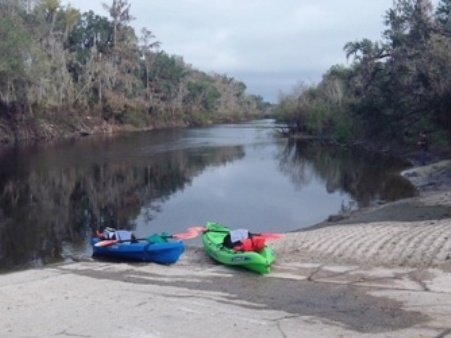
[61,0,439,103]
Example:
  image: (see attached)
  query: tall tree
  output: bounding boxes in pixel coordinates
[139,27,161,99]
[102,0,133,47]
[100,0,141,121]
[0,7,31,109]
[347,0,438,142]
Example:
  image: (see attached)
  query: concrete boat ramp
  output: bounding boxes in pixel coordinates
[1,253,451,338]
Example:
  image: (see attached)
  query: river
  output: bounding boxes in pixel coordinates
[0,119,416,273]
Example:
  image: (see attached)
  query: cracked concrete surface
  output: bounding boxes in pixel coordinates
[1,255,451,337]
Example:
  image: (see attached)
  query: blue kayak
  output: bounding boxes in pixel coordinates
[91,234,184,264]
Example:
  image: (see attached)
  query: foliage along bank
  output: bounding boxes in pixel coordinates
[274,0,451,156]
[0,0,270,144]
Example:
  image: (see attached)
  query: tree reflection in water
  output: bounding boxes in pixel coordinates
[278,139,416,210]
[0,125,416,273]
[0,142,243,273]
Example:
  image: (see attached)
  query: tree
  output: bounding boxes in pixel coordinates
[139,27,161,99]
[183,71,220,114]
[345,0,438,144]
[0,8,32,108]
[148,52,187,116]
[99,0,142,121]
[102,0,134,47]
[0,0,269,141]
[68,11,112,64]
[436,0,451,33]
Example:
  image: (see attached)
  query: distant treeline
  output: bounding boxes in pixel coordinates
[0,0,270,143]
[275,0,451,154]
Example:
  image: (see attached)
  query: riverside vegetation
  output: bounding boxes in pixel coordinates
[274,0,451,158]
[1,0,451,160]
[0,0,270,143]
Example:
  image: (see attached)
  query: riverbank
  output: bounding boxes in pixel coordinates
[1,160,451,337]
[270,159,451,271]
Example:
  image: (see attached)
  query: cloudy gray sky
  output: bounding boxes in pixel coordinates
[61,0,439,102]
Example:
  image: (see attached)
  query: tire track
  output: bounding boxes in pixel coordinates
[384,224,436,264]
[419,225,451,266]
[357,224,406,261]
[397,225,439,265]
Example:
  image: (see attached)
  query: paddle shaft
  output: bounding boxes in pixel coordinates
[100,235,175,243]
[116,236,170,243]
[94,235,181,247]
[201,228,283,239]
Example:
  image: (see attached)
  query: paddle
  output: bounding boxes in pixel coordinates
[186,226,284,240]
[94,230,198,247]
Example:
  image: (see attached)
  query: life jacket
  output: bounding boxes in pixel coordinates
[251,236,266,251]
[233,235,266,252]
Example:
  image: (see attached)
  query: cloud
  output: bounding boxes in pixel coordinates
[62,0,439,102]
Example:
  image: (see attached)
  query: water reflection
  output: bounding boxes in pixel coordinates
[279,140,416,208]
[0,122,416,273]
[0,140,244,273]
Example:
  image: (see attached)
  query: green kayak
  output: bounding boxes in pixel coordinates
[201,221,276,274]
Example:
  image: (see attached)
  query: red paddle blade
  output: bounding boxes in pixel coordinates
[171,231,199,240]
[260,233,284,240]
[94,239,118,247]
[186,226,205,234]
[185,226,283,240]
